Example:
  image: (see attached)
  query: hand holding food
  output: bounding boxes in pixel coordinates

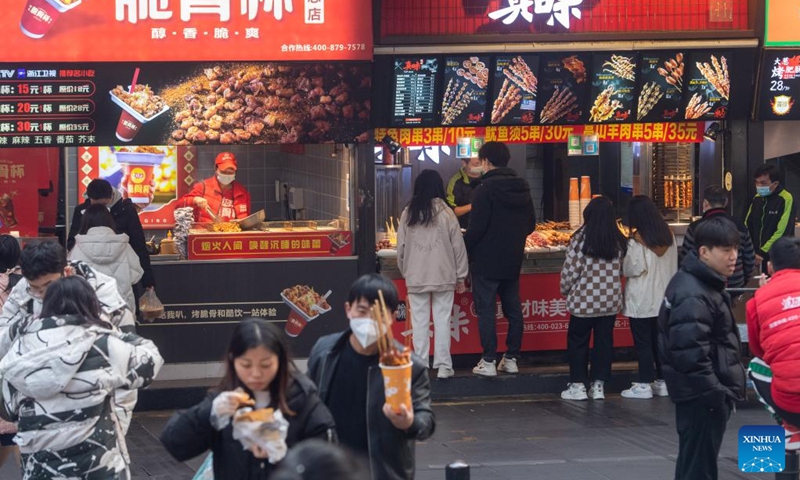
[232,407,290,464]
[210,389,255,430]
[383,402,415,431]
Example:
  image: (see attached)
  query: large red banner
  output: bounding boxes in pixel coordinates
[392,273,633,354]
[0,148,60,237]
[4,0,372,62]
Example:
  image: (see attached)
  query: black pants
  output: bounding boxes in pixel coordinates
[674,400,730,480]
[472,274,523,363]
[566,315,615,383]
[629,317,663,383]
[750,370,800,428]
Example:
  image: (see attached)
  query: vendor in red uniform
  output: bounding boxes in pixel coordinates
[179,152,251,222]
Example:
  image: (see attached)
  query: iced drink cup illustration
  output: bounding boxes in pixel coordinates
[20,0,81,39]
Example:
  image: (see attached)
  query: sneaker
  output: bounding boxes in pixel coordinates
[561,382,588,401]
[652,380,669,397]
[621,382,654,399]
[437,367,455,379]
[472,359,497,377]
[498,355,519,374]
[590,381,605,400]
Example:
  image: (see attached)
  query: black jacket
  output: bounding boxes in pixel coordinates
[68,198,155,288]
[679,208,755,288]
[307,332,435,480]
[446,169,481,229]
[744,186,796,260]
[657,252,746,407]
[463,168,535,279]
[159,373,336,480]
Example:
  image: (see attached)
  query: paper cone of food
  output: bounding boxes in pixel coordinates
[569,177,579,202]
[380,361,413,414]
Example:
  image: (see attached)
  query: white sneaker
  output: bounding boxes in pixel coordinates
[590,381,605,400]
[437,367,455,379]
[472,359,497,377]
[652,380,669,397]
[621,382,653,399]
[498,355,519,374]
[561,382,588,401]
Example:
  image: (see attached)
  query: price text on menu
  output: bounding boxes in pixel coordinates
[392,57,439,126]
[0,68,98,146]
[760,50,800,120]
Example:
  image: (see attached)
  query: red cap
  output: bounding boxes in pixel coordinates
[215,152,237,171]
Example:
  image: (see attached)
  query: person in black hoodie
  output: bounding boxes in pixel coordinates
[658,217,747,480]
[160,319,336,480]
[463,142,535,377]
[67,179,155,291]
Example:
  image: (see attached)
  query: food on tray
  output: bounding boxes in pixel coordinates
[525,228,572,250]
[212,222,242,233]
[540,86,578,124]
[589,85,623,123]
[111,85,166,118]
[562,55,587,83]
[696,55,730,100]
[684,93,712,120]
[637,82,664,121]
[282,285,330,317]
[602,55,636,82]
[376,239,393,252]
[658,53,684,89]
[535,221,571,231]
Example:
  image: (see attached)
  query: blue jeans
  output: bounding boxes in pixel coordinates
[471,274,523,362]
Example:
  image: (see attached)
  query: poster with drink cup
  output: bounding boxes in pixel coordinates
[19,0,81,39]
[281,285,332,337]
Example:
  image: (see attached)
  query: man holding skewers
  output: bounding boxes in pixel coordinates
[308,273,435,480]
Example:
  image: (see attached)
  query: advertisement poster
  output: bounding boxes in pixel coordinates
[490,55,539,125]
[3,0,372,63]
[683,51,731,120]
[441,56,489,126]
[637,52,686,122]
[0,148,59,237]
[589,53,638,123]
[392,57,439,127]
[0,62,371,147]
[537,53,590,125]
[759,50,800,120]
[78,146,196,229]
[391,274,633,353]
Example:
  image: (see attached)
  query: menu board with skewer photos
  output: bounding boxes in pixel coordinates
[441,56,490,126]
[490,55,540,125]
[637,52,686,122]
[588,53,638,123]
[537,53,590,125]
[682,51,731,120]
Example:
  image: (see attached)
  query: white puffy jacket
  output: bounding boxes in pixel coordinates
[69,227,144,312]
[623,235,678,319]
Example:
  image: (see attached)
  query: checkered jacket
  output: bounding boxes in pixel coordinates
[560,232,624,318]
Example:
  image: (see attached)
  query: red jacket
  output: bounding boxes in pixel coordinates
[178,177,251,223]
[747,268,800,413]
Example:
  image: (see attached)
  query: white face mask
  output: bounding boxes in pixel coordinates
[217,173,235,186]
[349,317,378,349]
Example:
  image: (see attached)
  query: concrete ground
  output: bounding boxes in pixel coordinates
[0,393,779,480]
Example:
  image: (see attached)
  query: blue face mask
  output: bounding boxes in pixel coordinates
[757,186,773,197]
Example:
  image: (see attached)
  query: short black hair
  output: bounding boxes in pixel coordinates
[770,237,800,272]
[755,164,781,183]
[347,273,399,313]
[703,185,728,208]
[79,204,117,235]
[694,217,740,250]
[20,240,67,281]
[86,179,113,201]
[0,235,21,272]
[478,141,510,167]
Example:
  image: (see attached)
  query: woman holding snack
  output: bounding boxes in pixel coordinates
[397,170,468,379]
[178,151,252,223]
[160,318,336,479]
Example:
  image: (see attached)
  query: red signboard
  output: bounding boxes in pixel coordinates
[375,122,704,147]
[4,0,372,62]
[380,0,750,38]
[392,273,633,353]
[188,230,353,260]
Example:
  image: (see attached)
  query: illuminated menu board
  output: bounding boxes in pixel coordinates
[490,55,539,125]
[392,57,439,126]
[537,53,590,125]
[441,56,489,126]
[683,51,731,120]
[637,52,686,122]
[759,50,800,120]
[588,53,638,123]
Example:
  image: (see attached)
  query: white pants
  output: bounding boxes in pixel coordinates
[408,290,454,370]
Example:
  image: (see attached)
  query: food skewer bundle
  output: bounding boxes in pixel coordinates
[602,55,636,82]
[503,56,538,94]
[589,85,623,123]
[562,56,587,83]
[491,79,522,124]
[637,82,664,120]
[658,53,684,89]
[696,55,730,100]
[684,92,711,119]
[441,78,474,125]
[535,220,572,231]
[372,291,411,367]
[540,86,578,124]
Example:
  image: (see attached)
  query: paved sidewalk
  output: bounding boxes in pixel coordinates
[0,394,779,479]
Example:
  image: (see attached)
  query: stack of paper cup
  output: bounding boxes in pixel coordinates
[569,177,581,230]
[579,176,592,223]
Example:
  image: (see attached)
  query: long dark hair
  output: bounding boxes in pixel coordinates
[79,204,117,235]
[0,235,21,294]
[580,196,627,260]
[217,318,295,416]
[627,195,673,248]
[406,170,447,227]
[40,276,112,329]
[270,440,371,480]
